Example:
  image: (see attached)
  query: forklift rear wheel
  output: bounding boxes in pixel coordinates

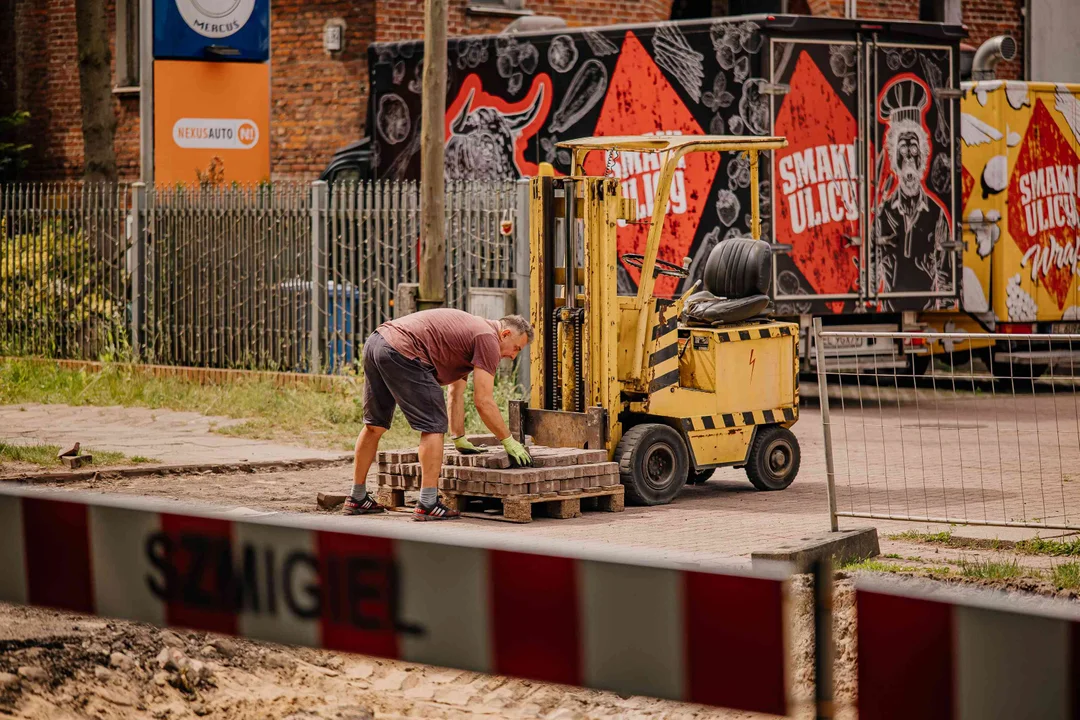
[615,424,690,505]
[687,469,714,484]
[746,426,800,491]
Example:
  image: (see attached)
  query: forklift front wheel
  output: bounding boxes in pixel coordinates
[746,426,800,491]
[615,423,690,506]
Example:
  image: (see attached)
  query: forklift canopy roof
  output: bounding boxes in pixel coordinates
[557,135,789,176]
[555,135,788,152]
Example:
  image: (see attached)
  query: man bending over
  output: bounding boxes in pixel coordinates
[344,309,534,521]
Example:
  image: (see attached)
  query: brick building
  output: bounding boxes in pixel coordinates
[0,0,1025,181]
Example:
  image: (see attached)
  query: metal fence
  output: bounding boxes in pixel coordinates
[1,180,520,373]
[317,180,518,373]
[815,322,1080,532]
[0,183,132,360]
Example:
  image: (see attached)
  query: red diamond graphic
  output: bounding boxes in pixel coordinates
[773,50,860,298]
[1007,99,1079,310]
[583,31,718,298]
[961,164,975,214]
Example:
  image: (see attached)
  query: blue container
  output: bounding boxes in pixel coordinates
[326,283,360,373]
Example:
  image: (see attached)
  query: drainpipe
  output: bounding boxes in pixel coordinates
[972,35,1017,81]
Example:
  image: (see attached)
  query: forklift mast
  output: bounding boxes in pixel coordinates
[519,136,787,456]
[525,169,624,451]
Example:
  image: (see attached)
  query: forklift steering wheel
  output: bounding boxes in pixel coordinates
[621,254,689,279]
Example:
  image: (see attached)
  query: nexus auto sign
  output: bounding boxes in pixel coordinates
[173,118,259,150]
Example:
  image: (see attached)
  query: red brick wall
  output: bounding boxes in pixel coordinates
[0,0,1029,180]
[374,0,673,44]
[853,0,918,19]
[11,0,81,178]
[962,0,1024,80]
[269,1,375,180]
[806,0,1024,80]
[7,0,139,180]
[0,0,15,117]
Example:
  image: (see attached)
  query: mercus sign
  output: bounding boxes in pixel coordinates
[175,0,256,38]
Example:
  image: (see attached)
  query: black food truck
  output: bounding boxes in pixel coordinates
[362,14,967,371]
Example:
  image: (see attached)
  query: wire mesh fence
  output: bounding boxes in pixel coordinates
[815,325,1080,532]
[0,183,132,360]
[1,180,520,373]
[319,180,517,373]
[144,182,313,371]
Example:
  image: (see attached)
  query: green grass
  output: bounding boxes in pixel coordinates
[1050,562,1080,590]
[0,358,523,452]
[1013,537,1080,557]
[958,558,1026,580]
[840,558,951,575]
[889,530,1080,558]
[889,530,956,544]
[0,442,153,468]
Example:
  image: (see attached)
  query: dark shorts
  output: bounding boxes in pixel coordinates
[363,331,448,434]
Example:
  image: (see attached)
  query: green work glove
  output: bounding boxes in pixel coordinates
[453,436,487,455]
[501,437,533,467]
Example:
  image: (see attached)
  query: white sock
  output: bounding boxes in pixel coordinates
[419,487,438,509]
[351,484,367,502]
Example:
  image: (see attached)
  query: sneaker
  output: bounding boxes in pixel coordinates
[342,495,385,516]
[413,499,461,521]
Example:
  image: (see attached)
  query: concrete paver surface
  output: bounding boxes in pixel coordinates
[6,380,1080,556]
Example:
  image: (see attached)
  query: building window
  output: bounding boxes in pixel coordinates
[116,0,140,88]
[919,0,960,23]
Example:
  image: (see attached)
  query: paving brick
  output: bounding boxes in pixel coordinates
[477,453,509,470]
[379,450,419,464]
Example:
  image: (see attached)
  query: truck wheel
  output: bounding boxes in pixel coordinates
[746,426,800,491]
[615,424,690,506]
[687,469,714,485]
[911,354,931,377]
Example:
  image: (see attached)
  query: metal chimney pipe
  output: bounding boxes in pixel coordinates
[972,35,1017,80]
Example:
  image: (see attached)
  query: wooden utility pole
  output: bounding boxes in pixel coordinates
[418,0,447,308]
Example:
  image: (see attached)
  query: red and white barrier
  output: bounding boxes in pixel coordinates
[858,579,1080,720]
[0,487,790,715]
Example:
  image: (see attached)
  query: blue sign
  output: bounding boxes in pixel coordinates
[154,0,270,62]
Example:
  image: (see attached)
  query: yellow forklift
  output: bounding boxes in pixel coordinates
[508,135,802,505]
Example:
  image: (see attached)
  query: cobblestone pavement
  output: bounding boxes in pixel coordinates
[1,403,349,465]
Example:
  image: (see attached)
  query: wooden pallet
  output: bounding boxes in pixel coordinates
[445,484,625,523]
[374,485,625,523]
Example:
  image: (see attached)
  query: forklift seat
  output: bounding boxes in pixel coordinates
[681,238,772,326]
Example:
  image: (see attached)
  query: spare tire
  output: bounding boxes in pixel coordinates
[702,237,772,299]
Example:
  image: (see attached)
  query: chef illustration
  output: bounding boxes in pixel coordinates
[874,75,950,299]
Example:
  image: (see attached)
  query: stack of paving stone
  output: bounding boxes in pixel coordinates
[374,444,620,497]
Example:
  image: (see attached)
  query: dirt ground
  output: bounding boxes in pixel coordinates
[0,466,855,720]
[0,573,847,720]
[4,465,1080,720]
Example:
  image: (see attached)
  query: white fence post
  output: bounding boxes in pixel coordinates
[310,181,328,374]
